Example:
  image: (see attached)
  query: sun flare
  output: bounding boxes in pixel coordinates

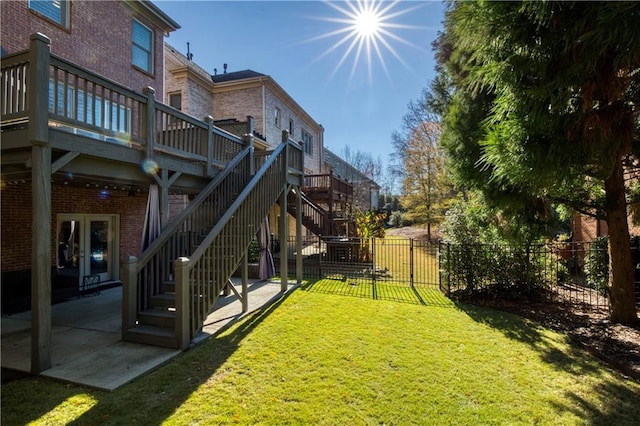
[305,0,425,84]
[355,9,380,37]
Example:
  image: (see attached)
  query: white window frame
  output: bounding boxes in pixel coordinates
[302,129,313,155]
[168,91,182,111]
[29,0,70,27]
[274,107,282,128]
[132,19,154,73]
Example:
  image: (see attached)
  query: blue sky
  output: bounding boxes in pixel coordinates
[156,0,444,170]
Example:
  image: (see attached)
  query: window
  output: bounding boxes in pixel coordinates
[132,19,153,73]
[274,107,281,128]
[49,81,131,134]
[169,92,182,110]
[301,129,313,155]
[29,0,69,27]
[289,119,294,136]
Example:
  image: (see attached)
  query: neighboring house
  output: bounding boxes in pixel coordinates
[165,44,332,237]
[571,214,640,242]
[323,148,380,212]
[165,43,323,172]
[1,0,304,374]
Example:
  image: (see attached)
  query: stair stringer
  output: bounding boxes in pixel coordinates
[183,139,303,341]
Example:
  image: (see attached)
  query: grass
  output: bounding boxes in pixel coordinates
[2,282,640,425]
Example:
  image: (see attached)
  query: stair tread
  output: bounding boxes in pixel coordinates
[126,324,175,337]
[153,293,175,300]
[140,309,175,319]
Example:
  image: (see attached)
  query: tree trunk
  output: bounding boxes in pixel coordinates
[604,161,638,324]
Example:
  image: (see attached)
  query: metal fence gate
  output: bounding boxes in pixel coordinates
[273,236,445,304]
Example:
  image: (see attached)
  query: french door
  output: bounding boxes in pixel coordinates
[56,214,119,287]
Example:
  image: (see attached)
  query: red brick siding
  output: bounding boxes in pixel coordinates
[571,213,640,241]
[1,182,147,279]
[1,0,166,98]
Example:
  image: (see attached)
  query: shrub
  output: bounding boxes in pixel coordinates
[583,236,609,295]
[247,237,260,263]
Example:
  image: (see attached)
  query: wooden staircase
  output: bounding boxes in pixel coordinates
[123,138,304,349]
[284,188,356,237]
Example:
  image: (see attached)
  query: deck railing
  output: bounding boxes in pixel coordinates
[1,34,243,176]
[288,190,330,235]
[304,171,353,197]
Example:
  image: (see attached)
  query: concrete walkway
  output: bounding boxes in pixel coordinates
[1,279,297,391]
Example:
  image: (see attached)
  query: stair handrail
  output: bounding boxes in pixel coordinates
[288,189,329,235]
[180,138,303,339]
[190,141,289,262]
[137,145,251,269]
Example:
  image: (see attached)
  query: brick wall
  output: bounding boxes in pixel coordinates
[1,182,147,279]
[213,87,263,136]
[165,46,215,121]
[264,89,322,174]
[572,212,640,242]
[1,0,167,98]
[185,77,215,121]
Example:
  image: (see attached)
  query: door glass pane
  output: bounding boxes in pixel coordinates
[89,220,109,275]
[58,220,80,281]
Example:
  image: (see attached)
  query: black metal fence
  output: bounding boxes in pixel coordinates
[273,236,439,287]
[439,241,615,310]
[273,236,640,311]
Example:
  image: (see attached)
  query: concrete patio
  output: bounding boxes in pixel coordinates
[1,279,297,391]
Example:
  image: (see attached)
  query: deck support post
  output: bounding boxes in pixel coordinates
[279,188,289,293]
[143,87,156,161]
[205,115,215,176]
[246,116,255,176]
[175,257,191,350]
[29,33,52,374]
[123,256,138,332]
[241,253,249,313]
[280,130,291,292]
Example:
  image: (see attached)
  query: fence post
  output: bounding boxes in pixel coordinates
[205,115,214,176]
[410,238,415,289]
[371,237,377,300]
[174,257,190,350]
[318,235,323,278]
[296,187,303,284]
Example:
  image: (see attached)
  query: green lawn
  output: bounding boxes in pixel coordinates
[2,282,640,425]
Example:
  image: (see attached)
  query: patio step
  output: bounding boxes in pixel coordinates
[123,324,179,349]
[150,293,175,309]
[138,308,176,328]
[161,280,176,293]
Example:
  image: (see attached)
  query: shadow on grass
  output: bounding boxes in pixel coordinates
[302,278,453,307]
[457,303,640,424]
[1,289,296,426]
[549,381,640,425]
[458,303,602,376]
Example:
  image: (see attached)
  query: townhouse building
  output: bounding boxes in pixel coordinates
[1,0,305,373]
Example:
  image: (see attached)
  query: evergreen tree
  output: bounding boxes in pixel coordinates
[438,1,640,324]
